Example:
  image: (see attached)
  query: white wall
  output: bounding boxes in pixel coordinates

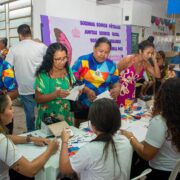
[176,19,180,35]
[136,0,167,18]
[32,0,123,39]
[33,0,180,44]
[132,0,169,42]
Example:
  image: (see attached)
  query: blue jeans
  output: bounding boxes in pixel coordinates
[20,94,36,132]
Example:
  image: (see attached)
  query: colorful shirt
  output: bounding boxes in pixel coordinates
[72,53,119,107]
[34,68,75,129]
[0,58,18,92]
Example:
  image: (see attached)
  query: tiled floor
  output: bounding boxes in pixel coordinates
[13,100,26,135]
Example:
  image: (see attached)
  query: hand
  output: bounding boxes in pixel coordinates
[152,51,157,63]
[59,89,70,98]
[78,89,83,96]
[31,137,50,146]
[110,88,120,99]
[54,88,69,98]
[121,130,134,139]
[86,89,96,102]
[61,128,71,143]
[47,139,59,155]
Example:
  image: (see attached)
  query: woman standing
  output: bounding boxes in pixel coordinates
[72,37,120,127]
[122,78,180,179]
[35,43,75,129]
[117,39,160,106]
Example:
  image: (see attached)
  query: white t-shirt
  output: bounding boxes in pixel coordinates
[145,115,180,171]
[0,134,22,180]
[70,134,132,180]
[6,39,47,95]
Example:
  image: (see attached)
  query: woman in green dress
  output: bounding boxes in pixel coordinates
[35,43,75,129]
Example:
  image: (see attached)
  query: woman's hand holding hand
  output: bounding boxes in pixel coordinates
[110,88,120,99]
[47,139,59,155]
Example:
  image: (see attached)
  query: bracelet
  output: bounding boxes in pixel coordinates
[129,136,135,143]
[26,134,32,143]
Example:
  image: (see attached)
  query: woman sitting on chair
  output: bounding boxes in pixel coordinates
[122,78,180,180]
[0,93,59,179]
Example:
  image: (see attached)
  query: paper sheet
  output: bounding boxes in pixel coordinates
[16,143,47,161]
[121,121,148,142]
[48,121,69,137]
[94,90,113,101]
[64,84,85,101]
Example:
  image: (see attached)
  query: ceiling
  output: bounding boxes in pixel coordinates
[136,0,167,4]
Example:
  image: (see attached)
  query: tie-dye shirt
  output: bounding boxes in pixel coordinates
[72,53,119,107]
[0,58,18,92]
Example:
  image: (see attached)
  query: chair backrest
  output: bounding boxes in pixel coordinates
[169,159,180,180]
[131,168,152,180]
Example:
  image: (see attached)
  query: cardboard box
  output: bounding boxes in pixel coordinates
[41,120,69,137]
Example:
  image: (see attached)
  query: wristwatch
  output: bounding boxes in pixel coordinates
[26,134,32,143]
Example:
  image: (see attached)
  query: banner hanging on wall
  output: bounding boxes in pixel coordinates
[41,15,131,66]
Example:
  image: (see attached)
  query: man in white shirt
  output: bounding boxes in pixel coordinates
[6,24,47,132]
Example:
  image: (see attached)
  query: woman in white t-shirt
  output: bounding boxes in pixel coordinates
[59,98,132,180]
[122,78,180,179]
[0,93,59,179]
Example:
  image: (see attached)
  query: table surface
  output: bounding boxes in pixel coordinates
[16,100,152,180]
[16,127,86,180]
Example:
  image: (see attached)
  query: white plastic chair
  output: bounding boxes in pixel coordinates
[169,159,180,180]
[131,168,152,180]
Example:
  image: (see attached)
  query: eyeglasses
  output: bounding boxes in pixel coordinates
[53,57,68,63]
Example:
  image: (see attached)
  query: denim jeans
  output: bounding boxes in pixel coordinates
[20,94,36,132]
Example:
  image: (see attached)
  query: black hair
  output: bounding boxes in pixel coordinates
[94,37,112,50]
[36,42,72,85]
[0,37,8,47]
[147,36,154,43]
[17,24,31,37]
[0,93,9,134]
[88,98,121,173]
[0,93,9,114]
[138,40,154,52]
[158,50,166,60]
[153,78,180,151]
[157,50,168,78]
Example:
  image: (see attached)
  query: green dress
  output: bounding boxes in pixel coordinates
[35,69,75,129]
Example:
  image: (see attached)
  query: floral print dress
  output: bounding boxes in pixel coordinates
[35,70,75,129]
[117,62,144,107]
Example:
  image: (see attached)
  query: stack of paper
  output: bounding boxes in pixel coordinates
[64,84,85,101]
